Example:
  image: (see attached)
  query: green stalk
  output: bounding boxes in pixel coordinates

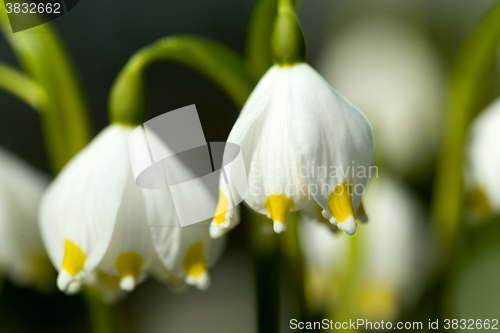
[109,36,256,125]
[431,1,500,266]
[279,213,312,324]
[272,0,306,65]
[0,9,91,173]
[245,0,277,79]
[249,212,280,333]
[83,288,124,333]
[0,10,118,333]
[0,62,47,110]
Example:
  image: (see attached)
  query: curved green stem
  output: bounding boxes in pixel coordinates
[0,62,47,110]
[245,0,277,80]
[431,1,500,266]
[249,212,280,333]
[0,9,91,173]
[109,35,256,125]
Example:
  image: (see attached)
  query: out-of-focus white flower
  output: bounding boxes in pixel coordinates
[0,147,54,291]
[299,176,435,320]
[220,63,374,236]
[464,96,500,221]
[40,124,226,296]
[316,14,445,176]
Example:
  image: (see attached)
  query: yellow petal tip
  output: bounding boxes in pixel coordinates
[61,240,86,277]
[328,181,355,222]
[182,242,208,284]
[273,220,287,233]
[265,194,295,233]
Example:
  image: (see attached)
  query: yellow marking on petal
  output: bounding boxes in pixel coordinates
[182,242,207,278]
[264,194,295,225]
[97,270,120,289]
[115,252,143,279]
[355,201,367,219]
[328,181,354,223]
[214,190,229,225]
[62,240,86,276]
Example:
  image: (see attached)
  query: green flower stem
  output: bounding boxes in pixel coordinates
[249,211,280,333]
[245,0,277,80]
[0,10,91,173]
[327,232,360,328]
[245,0,300,79]
[109,36,256,125]
[83,288,124,333]
[431,1,500,266]
[279,213,312,324]
[272,0,306,65]
[0,62,48,110]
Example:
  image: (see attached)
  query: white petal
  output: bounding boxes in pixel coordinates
[235,66,309,220]
[286,64,374,226]
[466,97,500,211]
[360,176,435,306]
[209,176,240,239]
[96,173,156,291]
[39,125,131,291]
[0,147,52,288]
[227,65,281,146]
[142,187,227,289]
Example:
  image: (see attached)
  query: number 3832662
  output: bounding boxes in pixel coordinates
[444,319,498,330]
[5,2,61,14]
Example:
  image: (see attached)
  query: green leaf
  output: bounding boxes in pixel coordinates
[0,7,91,173]
[432,1,500,265]
[0,62,47,110]
[109,35,256,125]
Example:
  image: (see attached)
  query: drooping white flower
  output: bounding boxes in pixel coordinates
[0,147,54,291]
[209,176,240,239]
[299,175,435,320]
[464,96,500,221]
[317,14,445,176]
[40,124,226,295]
[218,63,374,236]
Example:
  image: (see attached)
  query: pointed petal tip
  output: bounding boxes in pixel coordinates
[335,215,357,235]
[209,219,230,239]
[273,221,287,233]
[185,271,211,290]
[57,270,73,291]
[57,270,82,295]
[119,276,136,291]
[66,281,82,295]
[322,209,333,220]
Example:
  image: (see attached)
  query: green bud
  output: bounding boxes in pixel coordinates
[271,2,306,65]
[109,56,148,126]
